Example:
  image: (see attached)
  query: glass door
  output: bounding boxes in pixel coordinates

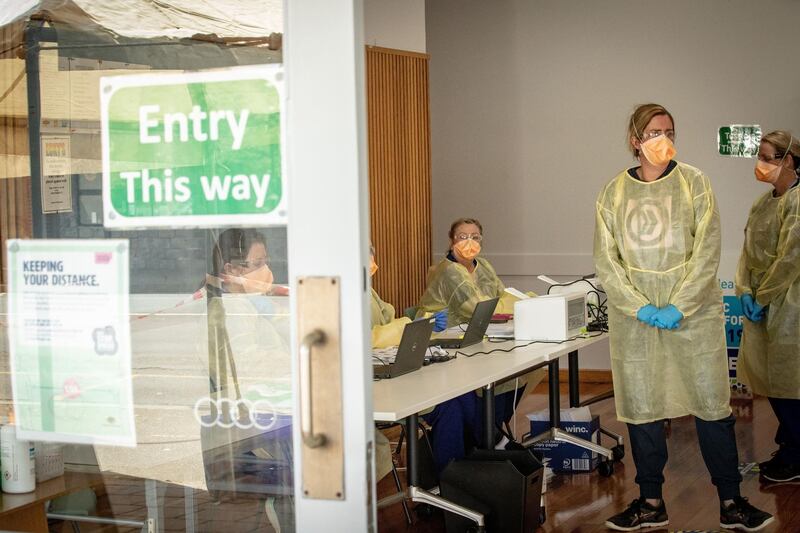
[0,0,374,531]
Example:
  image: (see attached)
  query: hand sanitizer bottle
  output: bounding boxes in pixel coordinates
[1,410,36,493]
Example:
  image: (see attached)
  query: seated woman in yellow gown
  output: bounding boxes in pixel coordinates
[416,218,540,473]
[416,219,517,325]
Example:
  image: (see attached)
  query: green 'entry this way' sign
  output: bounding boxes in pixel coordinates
[101,65,286,229]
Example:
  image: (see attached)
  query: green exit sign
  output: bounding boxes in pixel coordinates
[101,65,286,229]
[718,125,761,158]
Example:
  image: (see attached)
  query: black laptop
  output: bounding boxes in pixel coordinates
[373,318,435,379]
[429,297,499,349]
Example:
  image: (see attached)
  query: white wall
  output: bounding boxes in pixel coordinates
[427,0,800,278]
[364,0,426,52]
[427,0,800,368]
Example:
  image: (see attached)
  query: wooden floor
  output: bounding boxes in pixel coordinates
[376,381,800,532]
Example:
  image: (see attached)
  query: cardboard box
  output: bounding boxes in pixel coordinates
[528,414,600,473]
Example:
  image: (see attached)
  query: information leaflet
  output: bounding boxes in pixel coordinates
[7,239,135,446]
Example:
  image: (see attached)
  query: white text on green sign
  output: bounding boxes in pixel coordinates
[101,66,286,228]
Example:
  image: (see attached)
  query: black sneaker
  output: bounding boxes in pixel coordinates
[604,498,668,531]
[720,497,774,531]
[761,461,800,483]
[757,450,779,471]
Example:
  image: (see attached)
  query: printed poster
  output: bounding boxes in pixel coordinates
[41,135,73,214]
[7,239,135,446]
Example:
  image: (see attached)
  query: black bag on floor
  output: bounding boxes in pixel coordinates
[439,448,543,533]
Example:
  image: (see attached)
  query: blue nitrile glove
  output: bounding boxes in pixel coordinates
[636,304,659,325]
[432,310,449,332]
[740,294,755,321]
[650,304,683,330]
[750,301,767,323]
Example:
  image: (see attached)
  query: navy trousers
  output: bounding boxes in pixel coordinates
[768,397,800,466]
[423,387,524,473]
[627,415,742,501]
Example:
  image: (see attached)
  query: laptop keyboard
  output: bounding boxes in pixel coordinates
[372,347,398,365]
[372,345,450,366]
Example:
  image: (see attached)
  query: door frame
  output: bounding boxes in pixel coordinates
[285,0,376,530]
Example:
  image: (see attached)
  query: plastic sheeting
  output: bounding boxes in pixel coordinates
[0,0,281,39]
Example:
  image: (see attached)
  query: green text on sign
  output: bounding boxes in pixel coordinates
[101,66,286,228]
[718,125,761,158]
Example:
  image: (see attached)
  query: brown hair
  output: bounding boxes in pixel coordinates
[448,217,483,240]
[761,130,800,171]
[211,228,267,276]
[627,103,675,158]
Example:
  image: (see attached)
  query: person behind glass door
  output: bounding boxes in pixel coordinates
[210,228,284,297]
[594,103,772,531]
[206,228,293,528]
[207,227,291,393]
[735,130,800,485]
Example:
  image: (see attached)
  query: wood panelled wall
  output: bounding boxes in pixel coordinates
[366,46,432,315]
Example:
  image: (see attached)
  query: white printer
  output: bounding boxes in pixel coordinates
[514,292,587,341]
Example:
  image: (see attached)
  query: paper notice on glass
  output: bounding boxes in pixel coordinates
[42,136,71,176]
[42,174,73,214]
[7,239,135,447]
[41,136,73,213]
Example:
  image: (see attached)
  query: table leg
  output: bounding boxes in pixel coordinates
[548,359,561,428]
[568,350,580,408]
[406,413,419,487]
[523,358,612,460]
[400,412,486,528]
[566,348,625,457]
[482,383,495,449]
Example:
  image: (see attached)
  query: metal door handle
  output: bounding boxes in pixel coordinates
[300,329,327,448]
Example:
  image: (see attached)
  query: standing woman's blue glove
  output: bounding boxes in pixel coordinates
[432,309,449,332]
[750,301,767,323]
[740,294,756,321]
[650,304,684,330]
[636,304,659,325]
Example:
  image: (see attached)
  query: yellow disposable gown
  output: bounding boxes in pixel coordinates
[417,257,539,396]
[735,185,800,399]
[593,162,730,424]
[370,288,410,349]
[416,257,505,326]
[369,288,406,479]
